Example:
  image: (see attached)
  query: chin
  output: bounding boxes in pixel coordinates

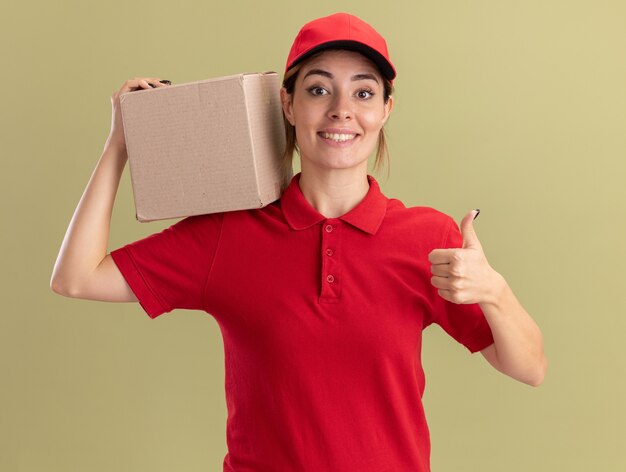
[299,144,373,170]
[307,159,370,172]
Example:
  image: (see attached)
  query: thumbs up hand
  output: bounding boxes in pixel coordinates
[428,210,503,305]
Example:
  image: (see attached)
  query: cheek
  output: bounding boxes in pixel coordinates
[293,105,321,138]
[360,109,386,134]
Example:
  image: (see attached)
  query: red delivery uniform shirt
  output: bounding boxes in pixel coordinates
[111,172,494,472]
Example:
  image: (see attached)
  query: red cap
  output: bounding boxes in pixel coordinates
[285,12,396,82]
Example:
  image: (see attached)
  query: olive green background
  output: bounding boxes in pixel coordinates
[2,0,624,470]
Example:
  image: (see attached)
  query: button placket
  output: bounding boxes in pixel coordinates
[320,219,342,301]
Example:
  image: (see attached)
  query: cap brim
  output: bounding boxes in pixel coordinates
[288,40,396,81]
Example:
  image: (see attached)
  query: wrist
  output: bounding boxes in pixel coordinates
[482,270,508,309]
[104,135,127,154]
[103,139,128,160]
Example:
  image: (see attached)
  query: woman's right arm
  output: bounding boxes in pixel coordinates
[50,77,170,302]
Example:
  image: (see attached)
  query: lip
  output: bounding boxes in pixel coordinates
[318,128,359,135]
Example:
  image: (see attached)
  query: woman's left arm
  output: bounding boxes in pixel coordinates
[429,210,547,387]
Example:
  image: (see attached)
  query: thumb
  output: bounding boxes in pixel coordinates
[460,209,481,249]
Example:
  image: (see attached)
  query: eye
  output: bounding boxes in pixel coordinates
[356,89,375,100]
[307,86,328,96]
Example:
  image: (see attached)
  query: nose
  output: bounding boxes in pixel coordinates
[327,93,352,121]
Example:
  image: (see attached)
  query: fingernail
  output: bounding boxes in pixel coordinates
[159,79,171,85]
[473,209,480,220]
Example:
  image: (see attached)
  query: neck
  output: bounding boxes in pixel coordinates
[297,164,370,218]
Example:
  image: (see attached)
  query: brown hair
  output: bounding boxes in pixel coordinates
[281,50,394,180]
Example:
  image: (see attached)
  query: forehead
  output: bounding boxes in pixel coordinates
[299,49,382,78]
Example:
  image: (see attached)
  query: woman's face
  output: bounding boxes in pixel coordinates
[281,49,393,173]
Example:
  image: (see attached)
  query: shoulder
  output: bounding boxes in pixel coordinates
[174,211,224,228]
[201,201,287,243]
[169,199,285,236]
[384,197,456,244]
[222,199,284,224]
[160,211,225,244]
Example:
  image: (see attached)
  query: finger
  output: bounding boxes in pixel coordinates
[146,77,170,87]
[430,275,452,290]
[436,287,467,304]
[460,209,482,250]
[428,248,456,264]
[430,263,451,277]
[133,78,160,89]
[436,289,454,303]
[122,79,151,92]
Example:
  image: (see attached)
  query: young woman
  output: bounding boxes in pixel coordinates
[51,12,546,472]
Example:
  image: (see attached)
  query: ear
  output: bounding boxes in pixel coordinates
[280,87,295,126]
[382,95,393,126]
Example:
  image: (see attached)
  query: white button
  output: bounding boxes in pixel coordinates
[325,224,333,233]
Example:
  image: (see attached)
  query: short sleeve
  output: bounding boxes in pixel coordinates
[110,212,224,319]
[431,216,495,353]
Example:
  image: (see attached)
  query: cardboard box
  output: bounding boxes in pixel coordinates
[120,72,292,222]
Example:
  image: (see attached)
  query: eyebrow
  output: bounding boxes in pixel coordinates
[302,69,380,84]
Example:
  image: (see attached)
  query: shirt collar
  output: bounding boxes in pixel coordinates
[281,172,388,235]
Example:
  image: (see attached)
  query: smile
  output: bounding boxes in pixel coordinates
[318,132,357,142]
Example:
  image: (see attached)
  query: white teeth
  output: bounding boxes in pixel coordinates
[321,132,356,142]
